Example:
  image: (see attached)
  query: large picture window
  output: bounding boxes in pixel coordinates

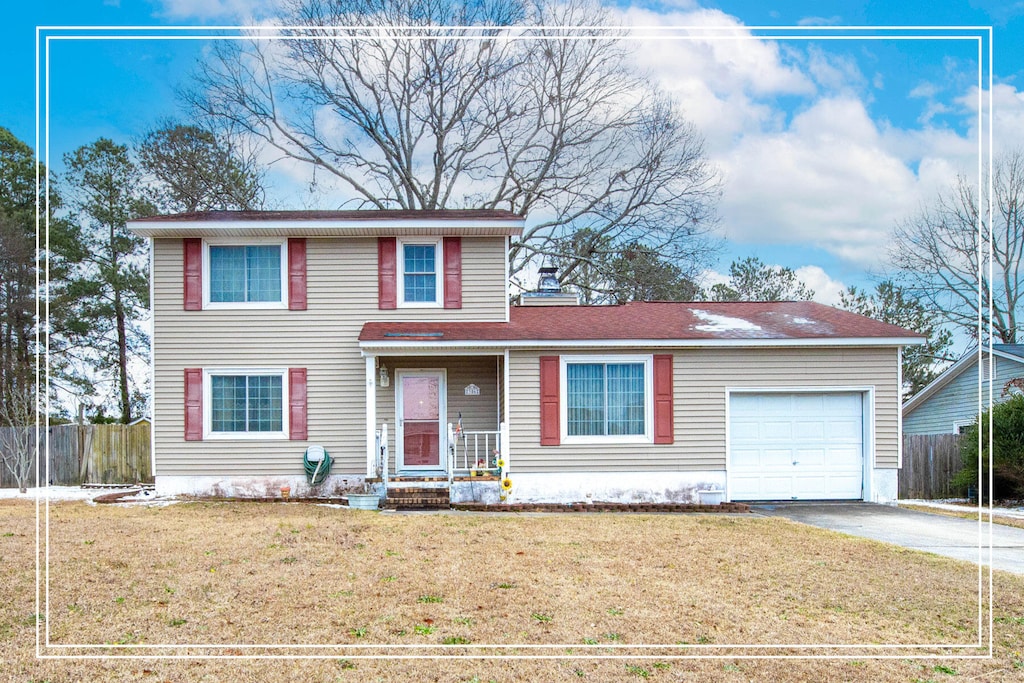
[207,243,285,306]
[398,239,442,306]
[207,371,286,437]
[562,356,651,442]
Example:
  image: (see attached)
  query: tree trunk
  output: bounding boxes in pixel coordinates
[115,287,131,424]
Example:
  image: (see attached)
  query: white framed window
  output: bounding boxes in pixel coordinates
[204,368,288,439]
[952,419,976,435]
[560,355,653,444]
[203,239,287,309]
[397,238,442,307]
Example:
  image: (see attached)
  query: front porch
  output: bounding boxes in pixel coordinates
[363,353,510,503]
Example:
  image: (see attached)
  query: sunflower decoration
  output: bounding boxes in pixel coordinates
[501,477,513,492]
[496,458,506,469]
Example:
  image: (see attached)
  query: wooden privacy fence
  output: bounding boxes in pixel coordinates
[900,433,964,500]
[0,422,152,488]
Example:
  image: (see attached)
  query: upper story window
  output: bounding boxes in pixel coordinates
[204,241,287,309]
[398,239,442,306]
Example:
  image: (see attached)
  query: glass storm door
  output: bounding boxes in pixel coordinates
[397,371,445,471]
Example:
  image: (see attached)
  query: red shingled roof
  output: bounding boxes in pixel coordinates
[358,301,923,344]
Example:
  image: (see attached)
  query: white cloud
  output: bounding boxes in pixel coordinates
[698,264,847,306]
[609,8,982,269]
[797,16,843,27]
[805,47,866,94]
[794,265,847,305]
[717,96,924,264]
[957,83,1024,151]
[616,6,814,149]
[155,0,279,21]
[909,82,939,99]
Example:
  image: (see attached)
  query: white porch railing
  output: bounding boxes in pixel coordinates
[379,421,506,490]
[448,422,507,476]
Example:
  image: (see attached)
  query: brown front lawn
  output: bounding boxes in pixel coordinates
[2,499,1023,681]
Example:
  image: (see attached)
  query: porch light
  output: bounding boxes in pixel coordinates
[378,364,390,387]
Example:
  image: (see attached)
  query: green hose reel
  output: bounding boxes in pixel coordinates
[303,445,333,485]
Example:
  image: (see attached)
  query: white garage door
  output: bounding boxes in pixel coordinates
[729,392,864,501]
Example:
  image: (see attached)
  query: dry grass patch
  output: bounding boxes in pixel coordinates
[2,499,1023,682]
[899,502,1024,530]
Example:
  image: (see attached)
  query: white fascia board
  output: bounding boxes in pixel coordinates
[128,218,524,237]
[360,336,924,353]
[993,347,1024,364]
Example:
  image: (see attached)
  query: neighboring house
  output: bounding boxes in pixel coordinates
[129,210,922,504]
[903,345,1024,435]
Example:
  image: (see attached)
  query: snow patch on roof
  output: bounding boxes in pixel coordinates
[690,309,763,332]
[791,317,815,324]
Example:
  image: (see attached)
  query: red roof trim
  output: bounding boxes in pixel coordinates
[134,209,523,223]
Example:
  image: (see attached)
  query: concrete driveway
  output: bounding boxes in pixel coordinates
[751,502,1024,576]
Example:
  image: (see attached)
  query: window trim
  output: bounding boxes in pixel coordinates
[203,367,289,440]
[202,238,288,310]
[397,238,443,308]
[559,354,653,445]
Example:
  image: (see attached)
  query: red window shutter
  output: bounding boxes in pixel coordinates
[539,356,560,446]
[288,238,307,310]
[289,368,308,441]
[378,237,397,309]
[653,354,674,444]
[443,236,462,309]
[183,238,202,310]
[184,368,203,441]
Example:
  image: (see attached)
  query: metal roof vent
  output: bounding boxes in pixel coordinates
[518,266,579,306]
[537,267,561,294]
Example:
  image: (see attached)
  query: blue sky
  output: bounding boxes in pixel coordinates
[4,1,1023,328]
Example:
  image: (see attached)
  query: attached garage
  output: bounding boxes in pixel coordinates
[728,391,868,501]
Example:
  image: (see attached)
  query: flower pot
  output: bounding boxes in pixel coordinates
[347,493,380,510]
[280,485,291,500]
[697,489,724,505]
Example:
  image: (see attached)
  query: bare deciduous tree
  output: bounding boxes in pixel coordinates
[891,150,1024,344]
[185,0,720,283]
[0,383,36,493]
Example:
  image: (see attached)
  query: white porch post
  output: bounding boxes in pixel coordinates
[366,354,376,478]
[503,348,510,454]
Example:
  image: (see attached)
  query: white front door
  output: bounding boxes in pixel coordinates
[728,391,865,501]
[396,370,447,473]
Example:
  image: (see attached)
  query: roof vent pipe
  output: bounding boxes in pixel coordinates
[537,267,561,294]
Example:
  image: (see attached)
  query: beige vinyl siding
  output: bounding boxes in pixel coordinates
[152,236,506,477]
[373,356,501,471]
[508,347,901,473]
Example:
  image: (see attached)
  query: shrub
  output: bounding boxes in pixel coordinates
[952,395,1024,501]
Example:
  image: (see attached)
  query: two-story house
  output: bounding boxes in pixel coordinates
[130,209,922,505]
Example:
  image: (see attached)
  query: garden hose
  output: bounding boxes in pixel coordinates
[303,447,333,485]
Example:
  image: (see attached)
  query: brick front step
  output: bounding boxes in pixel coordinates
[451,502,751,514]
[387,488,451,497]
[383,498,451,510]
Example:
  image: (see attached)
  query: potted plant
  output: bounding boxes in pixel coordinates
[347,482,380,510]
